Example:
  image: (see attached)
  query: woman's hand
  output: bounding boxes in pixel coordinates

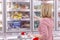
[34,16,40,21]
[27,32,34,37]
[27,32,42,38]
[34,16,38,19]
[33,34,42,38]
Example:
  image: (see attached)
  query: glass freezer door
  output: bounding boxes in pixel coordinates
[33,0,54,31]
[56,0,60,30]
[0,0,3,32]
[6,0,31,32]
[33,0,41,31]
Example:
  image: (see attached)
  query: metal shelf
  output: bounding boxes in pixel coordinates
[6,0,30,2]
[7,9,30,12]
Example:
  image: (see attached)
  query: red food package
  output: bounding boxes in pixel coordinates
[21,32,26,35]
[33,37,39,40]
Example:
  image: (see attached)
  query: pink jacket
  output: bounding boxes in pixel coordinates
[38,18,54,40]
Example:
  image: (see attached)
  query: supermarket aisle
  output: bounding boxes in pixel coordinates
[0,0,60,40]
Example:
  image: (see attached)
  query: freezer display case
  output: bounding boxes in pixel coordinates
[33,0,54,31]
[0,0,3,32]
[57,0,60,30]
[6,0,54,32]
[6,0,31,32]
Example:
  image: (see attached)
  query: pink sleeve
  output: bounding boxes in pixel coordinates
[38,19,49,39]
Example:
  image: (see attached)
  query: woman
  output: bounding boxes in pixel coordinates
[34,4,54,40]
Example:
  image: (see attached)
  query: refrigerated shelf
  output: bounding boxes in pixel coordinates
[34,0,53,3]
[7,9,30,12]
[6,18,30,21]
[6,0,30,2]
[34,9,54,12]
[34,9,40,12]
[21,18,30,21]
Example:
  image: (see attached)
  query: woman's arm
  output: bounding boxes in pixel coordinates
[34,16,40,21]
[38,19,49,40]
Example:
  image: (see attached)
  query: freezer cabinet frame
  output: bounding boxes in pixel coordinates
[5,0,33,32]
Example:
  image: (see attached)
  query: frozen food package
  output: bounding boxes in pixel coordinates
[34,21,39,28]
[8,20,21,28]
[21,21,30,28]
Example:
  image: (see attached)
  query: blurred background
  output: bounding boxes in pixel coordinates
[0,0,60,40]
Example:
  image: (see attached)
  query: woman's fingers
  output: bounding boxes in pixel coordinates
[34,16,37,18]
[33,34,42,38]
